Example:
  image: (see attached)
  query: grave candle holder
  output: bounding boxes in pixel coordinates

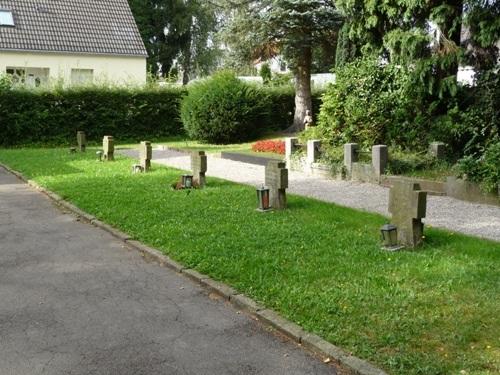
[96,150,103,161]
[380,224,403,251]
[182,174,194,189]
[256,185,271,212]
[132,164,144,174]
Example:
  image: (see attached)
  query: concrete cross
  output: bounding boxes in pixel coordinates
[265,160,288,210]
[77,131,86,152]
[103,136,114,161]
[191,151,207,188]
[139,141,152,172]
[389,181,427,247]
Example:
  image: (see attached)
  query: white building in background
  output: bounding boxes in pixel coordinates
[0,0,147,86]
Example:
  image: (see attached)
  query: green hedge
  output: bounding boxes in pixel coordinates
[0,87,185,146]
[0,84,324,147]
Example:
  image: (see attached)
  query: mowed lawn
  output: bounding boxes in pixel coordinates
[0,148,498,375]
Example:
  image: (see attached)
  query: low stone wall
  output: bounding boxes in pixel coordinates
[446,177,499,206]
[285,137,499,207]
[381,176,446,196]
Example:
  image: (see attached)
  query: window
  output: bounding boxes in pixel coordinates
[0,10,14,26]
[6,67,50,87]
[71,69,94,85]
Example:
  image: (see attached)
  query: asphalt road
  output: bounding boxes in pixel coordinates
[0,167,338,375]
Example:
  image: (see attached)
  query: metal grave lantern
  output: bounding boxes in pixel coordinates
[96,150,103,161]
[380,224,403,251]
[132,164,144,174]
[182,174,194,188]
[256,185,271,212]
[69,147,77,153]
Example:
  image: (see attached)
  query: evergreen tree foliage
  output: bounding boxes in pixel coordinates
[128,0,221,81]
[219,0,342,130]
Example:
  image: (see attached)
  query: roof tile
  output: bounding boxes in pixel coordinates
[0,0,147,56]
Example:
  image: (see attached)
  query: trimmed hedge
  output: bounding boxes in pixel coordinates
[0,87,185,146]
[0,84,324,147]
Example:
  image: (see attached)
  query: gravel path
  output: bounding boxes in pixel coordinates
[120,148,500,242]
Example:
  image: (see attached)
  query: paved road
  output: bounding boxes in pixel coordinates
[0,167,338,375]
[120,148,500,242]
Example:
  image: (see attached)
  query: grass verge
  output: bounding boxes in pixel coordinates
[0,147,498,375]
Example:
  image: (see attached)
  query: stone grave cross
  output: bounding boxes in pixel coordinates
[103,136,114,161]
[77,131,86,152]
[388,181,427,247]
[191,151,207,188]
[265,160,288,210]
[139,141,152,171]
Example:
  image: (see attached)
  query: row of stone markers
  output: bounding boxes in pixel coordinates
[259,158,427,249]
[75,131,426,249]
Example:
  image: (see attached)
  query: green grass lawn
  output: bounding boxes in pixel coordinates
[1,147,498,375]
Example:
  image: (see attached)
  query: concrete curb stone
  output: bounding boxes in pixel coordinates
[90,219,131,241]
[256,309,306,343]
[0,163,389,375]
[231,294,264,314]
[182,268,208,284]
[58,200,95,222]
[125,240,186,273]
[200,278,238,300]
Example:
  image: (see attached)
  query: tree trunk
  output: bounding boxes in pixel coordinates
[291,46,313,132]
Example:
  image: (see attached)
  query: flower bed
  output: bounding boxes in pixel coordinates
[251,140,285,155]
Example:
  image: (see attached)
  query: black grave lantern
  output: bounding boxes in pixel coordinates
[96,150,103,161]
[380,224,399,249]
[182,174,194,188]
[256,185,271,211]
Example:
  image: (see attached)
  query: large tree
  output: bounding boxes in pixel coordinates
[334,0,499,94]
[220,0,342,131]
[128,0,221,81]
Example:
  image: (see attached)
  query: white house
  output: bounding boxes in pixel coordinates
[0,0,147,86]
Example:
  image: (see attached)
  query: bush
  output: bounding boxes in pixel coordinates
[456,142,500,193]
[0,86,184,146]
[181,71,268,144]
[316,57,456,150]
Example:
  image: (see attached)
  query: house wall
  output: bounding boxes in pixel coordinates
[0,51,147,86]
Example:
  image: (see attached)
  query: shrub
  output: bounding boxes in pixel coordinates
[0,86,184,146]
[251,140,285,154]
[181,71,268,144]
[456,141,500,193]
[316,57,456,150]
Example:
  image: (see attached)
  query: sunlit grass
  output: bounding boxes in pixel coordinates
[0,147,498,375]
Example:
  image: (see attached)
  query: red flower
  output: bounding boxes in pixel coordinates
[252,140,285,155]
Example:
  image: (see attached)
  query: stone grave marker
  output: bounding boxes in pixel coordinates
[388,181,427,247]
[343,143,359,173]
[429,142,446,159]
[265,160,288,209]
[77,131,86,152]
[103,136,114,161]
[139,141,152,171]
[191,151,207,187]
[372,145,388,177]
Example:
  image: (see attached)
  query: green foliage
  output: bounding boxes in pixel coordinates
[0,86,184,147]
[456,142,500,193]
[0,74,12,91]
[454,70,500,192]
[128,0,221,80]
[180,71,268,144]
[264,86,323,130]
[1,147,499,375]
[260,63,272,84]
[317,57,465,150]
